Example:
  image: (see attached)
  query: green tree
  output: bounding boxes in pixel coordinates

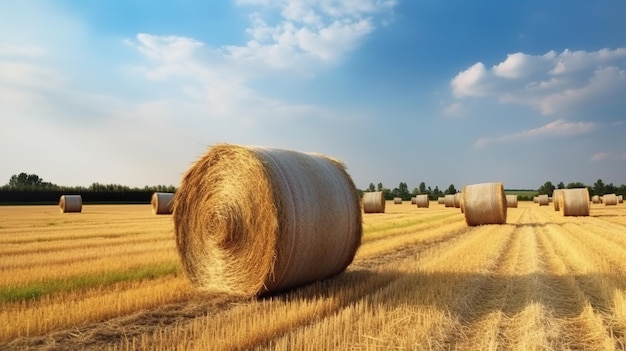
[419,182,427,195]
[366,183,375,192]
[431,186,443,200]
[557,182,565,189]
[6,172,56,189]
[566,182,586,189]
[377,182,383,192]
[537,181,555,196]
[592,179,605,196]
[445,184,457,195]
[397,182,410,200]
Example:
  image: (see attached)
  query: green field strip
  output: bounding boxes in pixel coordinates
[363,212,459,236]
[0,261,180,303]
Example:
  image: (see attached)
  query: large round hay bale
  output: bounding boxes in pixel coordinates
[410,197,416,204]
[461,182,507,226]
[591,195,601,204]
[444,194,455,208]
[416,194,429,208]
[173,144,362,297]
[552,189,563,211]
[437,197,445,205]
[59,195,82,213]
[363,191,386,213]
[561,188,590,216]
[393,197,402,204]
[538,194,549,206]
[152,192,174,215]
[604,193,618,206]
[506,194,518,208]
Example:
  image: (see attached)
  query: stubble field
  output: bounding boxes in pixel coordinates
[1,200,626,350]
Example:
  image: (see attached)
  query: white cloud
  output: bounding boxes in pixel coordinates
[442,102,467,118]
[474,119,594,148]
[591,152,626,161]
[451,48,626,116]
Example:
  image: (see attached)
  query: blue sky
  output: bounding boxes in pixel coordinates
[1,0,625,191]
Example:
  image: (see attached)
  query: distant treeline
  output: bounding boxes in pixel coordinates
[0,172,176,205]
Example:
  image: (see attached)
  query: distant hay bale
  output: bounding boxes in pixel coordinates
[553,189,563,211]
[173,144,362,297]
[438,197,445,205]
[506,194,518,208]
[619,195,624,204]
[416,194,429,208]
[411,197,416,204]
[604,193,618,206]
[561,188,590,216]
[533,196,538,203]
[591,195,601,204]
[151,192,174,215]
[538,194,549,206]
[461,182,507,226]
[59,195,82,213]
[363,192,386,213]
[444,194,455,208]
[393,197,402,204]
[454,193,462,208]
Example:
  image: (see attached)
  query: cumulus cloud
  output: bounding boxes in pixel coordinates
[474,119,594,148]
[451,48,626,116]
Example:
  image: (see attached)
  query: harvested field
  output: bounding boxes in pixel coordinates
[1,201,626,350]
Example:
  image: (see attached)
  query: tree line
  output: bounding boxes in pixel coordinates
[536,179,626,198]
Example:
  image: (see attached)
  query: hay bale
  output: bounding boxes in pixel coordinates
[591,195,601,204]
[537,194,549,206]
[533,196,538,203]
[604,193,618,206]
[454,193,462,208]
[152,192,174,215]
[411,197,416,204]
[416,194,429,208]
[59,195,82,213]
[393,197,402,204]
[173,144,362,297]
[444,194,455,208]
[562,188,590,216]
[363,192,386,213]
[552,189,562,211]
[619,195,624,204]
[506,194,518,208]
[437,197,445,205]
[461,182,507,226]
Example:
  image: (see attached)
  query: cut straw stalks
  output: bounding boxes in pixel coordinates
[604,193,618,206]
[561,188,590,216]
[415,194,429,208]
[58,195,82,213]
[461,182,507,226]
[362,192,385,213]
[173,144,363,297]
[151,192,174,215]
[505,194,518,208]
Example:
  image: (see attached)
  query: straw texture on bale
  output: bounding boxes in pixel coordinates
[416,194,429,208]
[393,197,402,204]
[553,189,563,211]
[59,195,82,213]
[411,197,416,205]
[461,182,507,226]
[438,197,445,205]
[173,144,362,297]
[604,193,618,206]
[505,194,518,208]
[363,192,386,213]
[444,194,455,208]
[151,192,174,215]
[538,194,549,206]
[561,188,590,216]
[454,193,462,208]
[591,195,601,204]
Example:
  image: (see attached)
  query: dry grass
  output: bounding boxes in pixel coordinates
[1,201,626,350]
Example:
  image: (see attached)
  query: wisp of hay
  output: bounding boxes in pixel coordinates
[562,188,590,216]
[461,182,507,226]
[59,195,82,213]
[173,144,362,297]
[363,191,386,213]
[152,192,175,215]
[416,194,429,208]
[506,194,518,208]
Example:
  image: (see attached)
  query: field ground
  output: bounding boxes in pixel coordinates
[1,201,626,350]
